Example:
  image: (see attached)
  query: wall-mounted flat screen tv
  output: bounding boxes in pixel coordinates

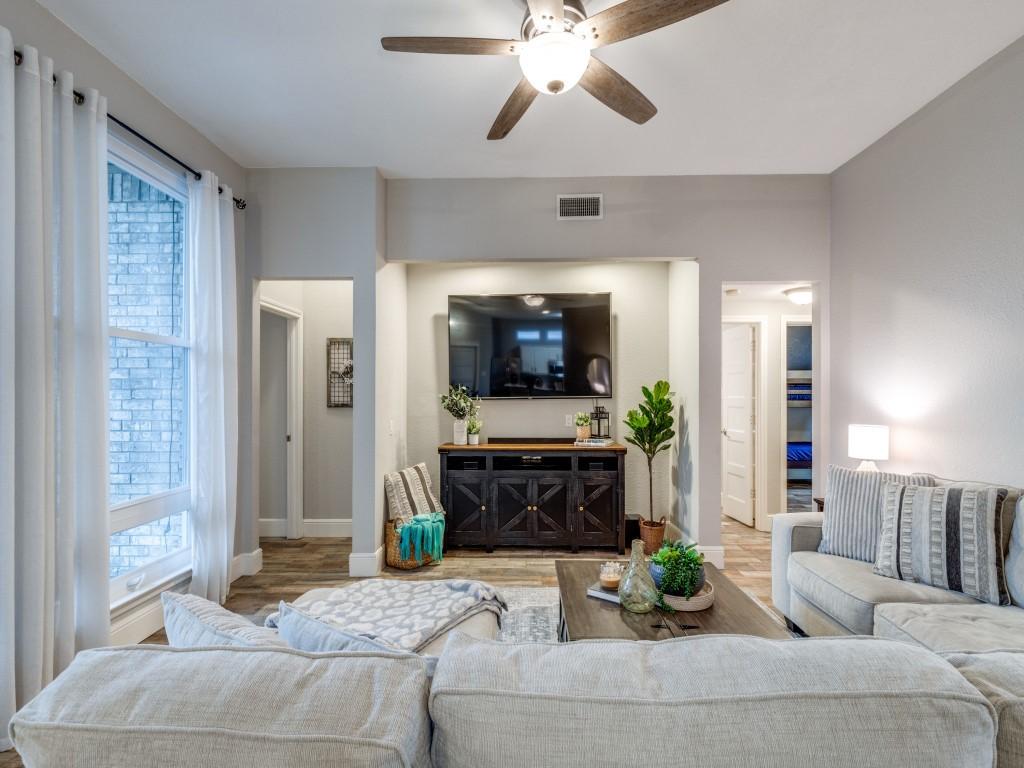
[448,293,612,399]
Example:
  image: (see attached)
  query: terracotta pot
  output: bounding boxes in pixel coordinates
[639,518,666,555]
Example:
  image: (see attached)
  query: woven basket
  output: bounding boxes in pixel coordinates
[385,519,434,570]
[663,581,715,612]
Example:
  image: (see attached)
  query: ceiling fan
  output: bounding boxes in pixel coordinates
[382,0,730,140]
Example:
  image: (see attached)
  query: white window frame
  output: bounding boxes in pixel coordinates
[107,135,193,605]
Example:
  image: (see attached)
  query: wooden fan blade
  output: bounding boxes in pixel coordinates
[527,0,565,32]
[579,0,730,48]
[381,37,523,55]
[579,56,657,124]
[488,79,538,140]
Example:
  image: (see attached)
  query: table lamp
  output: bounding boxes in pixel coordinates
[848,424,889,472]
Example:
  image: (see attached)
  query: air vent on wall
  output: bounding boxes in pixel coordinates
[557,193,603,221]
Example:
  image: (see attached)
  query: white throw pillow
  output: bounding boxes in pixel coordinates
[161,592,287,648]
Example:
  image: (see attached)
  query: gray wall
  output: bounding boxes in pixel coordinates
[245,168,395,572]
[1,0,253,554]
[830,37,1024,483]
[390,175,831,554]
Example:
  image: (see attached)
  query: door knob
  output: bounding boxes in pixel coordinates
[721,429,728,436]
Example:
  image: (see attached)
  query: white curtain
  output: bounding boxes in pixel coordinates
[1,30,110,751]
[187,173,238,604]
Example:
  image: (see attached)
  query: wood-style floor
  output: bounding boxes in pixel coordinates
[0,516,771,767]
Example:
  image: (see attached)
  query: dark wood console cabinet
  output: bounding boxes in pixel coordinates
[438,441,627,553]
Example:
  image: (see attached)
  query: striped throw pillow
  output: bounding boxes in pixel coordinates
[818,465,935,563]
[385,463,444,522]
[874,482,1020,606]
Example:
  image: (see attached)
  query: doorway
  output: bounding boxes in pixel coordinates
[254,279,355,542]
[783,319,813,513]
[259,296,304,538]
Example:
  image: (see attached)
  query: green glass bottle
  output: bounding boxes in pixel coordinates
[618,539,658,613]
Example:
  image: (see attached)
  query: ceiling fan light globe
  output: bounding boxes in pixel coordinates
[519,31,590,95]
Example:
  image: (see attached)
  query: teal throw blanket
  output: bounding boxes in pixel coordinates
[399,512,445,565]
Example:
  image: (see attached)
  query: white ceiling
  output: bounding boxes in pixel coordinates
[36,0,1024,178]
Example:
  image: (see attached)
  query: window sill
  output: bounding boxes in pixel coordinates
[110,566,191,618]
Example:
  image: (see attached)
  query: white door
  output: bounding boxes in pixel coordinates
[722,324,755,526]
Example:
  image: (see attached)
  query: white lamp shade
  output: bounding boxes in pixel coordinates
[848,424,890,461]
[519,32,590,95]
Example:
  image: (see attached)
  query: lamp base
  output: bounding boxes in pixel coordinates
[855,460,880,472]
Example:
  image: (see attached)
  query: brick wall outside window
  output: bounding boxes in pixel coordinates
[108,164,189,577]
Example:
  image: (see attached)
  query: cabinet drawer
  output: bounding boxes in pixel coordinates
[493,455,572,472]
[577,457,618,472]
[446,456,487,471]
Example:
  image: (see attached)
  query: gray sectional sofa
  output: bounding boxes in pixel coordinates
[10,635,1002,767]
[772,482,1024,767]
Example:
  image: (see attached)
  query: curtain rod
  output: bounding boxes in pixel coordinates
[13,49,246,211]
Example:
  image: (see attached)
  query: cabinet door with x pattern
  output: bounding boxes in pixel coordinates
[575,477,619,549]
[492,476,534,546]
[446,475,489,548]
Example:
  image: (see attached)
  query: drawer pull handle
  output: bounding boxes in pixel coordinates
[579,505,584,511]
[481,505,487,511]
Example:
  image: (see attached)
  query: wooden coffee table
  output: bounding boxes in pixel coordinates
[555,560,792,641]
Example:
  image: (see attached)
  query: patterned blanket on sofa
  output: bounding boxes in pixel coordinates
[266,579,506,653]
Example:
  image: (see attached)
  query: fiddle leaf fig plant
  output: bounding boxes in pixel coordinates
[623,380,675,523]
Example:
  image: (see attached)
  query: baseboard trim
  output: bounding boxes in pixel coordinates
[258,518,287,537]
[301,518,352,537]
[699,545,726,569]
[110,595,166,646]
[259,518,352,538]
[349,546,384,577]
[231,548,263,582]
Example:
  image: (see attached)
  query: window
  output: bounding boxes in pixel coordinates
[107,137,191,603]
[515,329,541,341]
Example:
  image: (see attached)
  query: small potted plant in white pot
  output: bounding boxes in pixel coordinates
[467,414,483,445]
[575,411,592,441]
[441,385,473,445]
[467,399,483,445]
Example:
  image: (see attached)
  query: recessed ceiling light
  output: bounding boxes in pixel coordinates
[784,286,813,305]
[522,294,546,308]
[541,309,551,315]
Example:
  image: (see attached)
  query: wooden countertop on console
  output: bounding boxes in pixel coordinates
[438,442,626,453]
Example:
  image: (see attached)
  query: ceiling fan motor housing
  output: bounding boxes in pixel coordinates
[520,0,588,40]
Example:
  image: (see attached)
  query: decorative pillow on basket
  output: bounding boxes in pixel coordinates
[818,464,936,563]
[161,592,287,648]
[873,482,1021,606]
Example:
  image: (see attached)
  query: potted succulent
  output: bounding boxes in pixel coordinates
[441,385,473,445]
[574,411,592,441]
[623,380,675,554]
[649,540,706,606]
